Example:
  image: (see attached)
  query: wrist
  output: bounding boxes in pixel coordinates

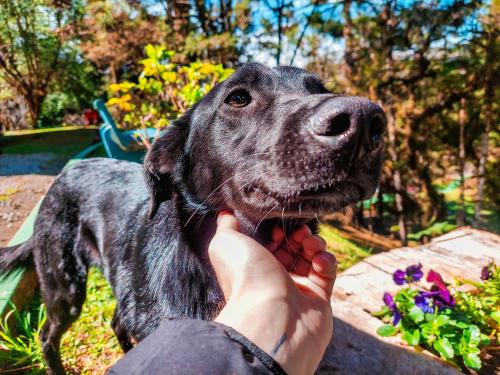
[215,292,330,375]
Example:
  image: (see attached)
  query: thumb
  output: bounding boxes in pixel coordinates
[215,210,240,234]
[209,211,249,299]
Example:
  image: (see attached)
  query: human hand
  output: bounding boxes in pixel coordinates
[209,211,337,375]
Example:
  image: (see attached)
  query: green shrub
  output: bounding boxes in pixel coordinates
[107,44,234,130]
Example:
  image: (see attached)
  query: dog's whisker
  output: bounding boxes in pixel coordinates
[183,162,265,227]
[281,207,292,250]
[235,170,272,195]
[229,151,272,171]
[196,211,208,232]
[253,202,281,237]
[314,213,321,224]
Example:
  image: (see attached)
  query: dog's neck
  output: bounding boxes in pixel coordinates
[176,195,310,256]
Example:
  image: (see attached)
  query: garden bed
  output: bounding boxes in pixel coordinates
[320,228,500,374]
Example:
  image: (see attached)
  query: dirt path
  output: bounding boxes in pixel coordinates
[0,174,55,246]
[0,152,67,246]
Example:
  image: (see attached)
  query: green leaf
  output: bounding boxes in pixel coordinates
[464,325,481,346]
[409,305,425,323]
[371,306,391,317]
[435,315,450,326]
[463,352,482,370]
[491,311,500,323]
[377,324,398,337]
[434,338,454,359]
[480,334,490,346]
[402,329,420,346]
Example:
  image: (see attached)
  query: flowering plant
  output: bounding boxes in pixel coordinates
[107,45,234,130]
[373,262,499,371]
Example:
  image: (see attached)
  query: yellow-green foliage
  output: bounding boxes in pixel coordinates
[107,45,234,129]
[319,224,372,271]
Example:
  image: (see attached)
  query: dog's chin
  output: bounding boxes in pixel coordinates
[235,180,369,221]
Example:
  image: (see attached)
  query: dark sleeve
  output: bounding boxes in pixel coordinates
[107,318,287,375]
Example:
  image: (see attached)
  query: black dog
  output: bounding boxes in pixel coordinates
[0,63,386,374]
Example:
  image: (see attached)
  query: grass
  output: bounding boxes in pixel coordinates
[319,223,373,271]
[0,298,46,374]
[61,268,120,374]
[4,126,98,137]
[0,268,121,374]
[0,128,98,158]
[444,192,500,234]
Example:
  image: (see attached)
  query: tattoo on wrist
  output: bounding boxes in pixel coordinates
[270,333,287,356]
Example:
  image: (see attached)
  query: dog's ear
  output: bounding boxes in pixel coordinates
[144,116,189,219]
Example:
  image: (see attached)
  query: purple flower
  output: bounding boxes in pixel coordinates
[393,310,402,325]
[383,292,395,309]
[415,291,435,314]
[383,292,401,325]
[392,263,423,285]
[393,269,406,285]
[427,270,446,289]
[426,270,454,309]
[480,266,490,280]
[406,263,423,282]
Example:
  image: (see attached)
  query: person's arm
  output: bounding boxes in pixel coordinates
[211,212,336,375]
[107,317,287,375]
[108,212,336,375]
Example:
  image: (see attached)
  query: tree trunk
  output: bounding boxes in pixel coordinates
[342,0,356,87]
[457,97,467,226]
[473,28,494,228]
[167,0,190,49]
[24,89,44,127]
[110,61,118,84]
[386,108,407,245]
[352,204,366,228]
[276,1,283,66]
[375,188,384,232]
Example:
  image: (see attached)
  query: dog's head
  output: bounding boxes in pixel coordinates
[145,63,386,226]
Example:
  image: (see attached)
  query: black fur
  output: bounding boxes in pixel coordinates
[0,63,386,374]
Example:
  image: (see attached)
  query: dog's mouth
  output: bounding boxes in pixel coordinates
[295,180,365,199]
[240,179,365,219]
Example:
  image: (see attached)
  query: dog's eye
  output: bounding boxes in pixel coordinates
[225,90,251,108]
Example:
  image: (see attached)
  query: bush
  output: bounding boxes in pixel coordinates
[38,92,79,127]
[106,45,234,130]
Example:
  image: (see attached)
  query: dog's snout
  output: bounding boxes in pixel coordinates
[368,113,386,149]
[308,96,386,152]
[323,112,351,137]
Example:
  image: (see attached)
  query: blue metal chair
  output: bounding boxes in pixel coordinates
[93,99,158,163]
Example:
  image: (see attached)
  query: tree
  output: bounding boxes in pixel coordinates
[186,0,251,65]
[79,0,167,84]
[473,9,499,227]
[306,0,488,241]
[0,0,81,125]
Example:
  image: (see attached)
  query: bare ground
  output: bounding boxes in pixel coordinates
[0,174,55,247]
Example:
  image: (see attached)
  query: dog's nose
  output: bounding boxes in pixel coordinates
[308,96,386,152]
